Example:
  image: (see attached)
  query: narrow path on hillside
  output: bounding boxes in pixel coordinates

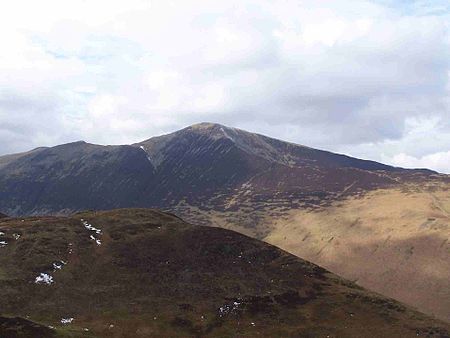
[428,192,450,218]
[415,186,450,219]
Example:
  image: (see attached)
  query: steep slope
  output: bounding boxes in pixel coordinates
[0,142,155,215]
[0,209,448,338]
[136,123,431,217]
[138,122,397,171]
[0,147,47,170]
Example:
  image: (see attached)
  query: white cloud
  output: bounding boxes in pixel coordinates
[387,152,450,173]
[0,0,449,173]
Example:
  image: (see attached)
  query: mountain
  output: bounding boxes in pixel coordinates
[0,122,448,322]
[0,123,434,217]
[0,209,449,338]
[0,212,7,219]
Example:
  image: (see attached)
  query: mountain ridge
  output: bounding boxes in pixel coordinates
[0,122,439,174]
[1,122,438,219]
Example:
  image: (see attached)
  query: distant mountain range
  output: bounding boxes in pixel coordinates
[0,122,449,323]
[0,209,448,337]
[0,122,436,217]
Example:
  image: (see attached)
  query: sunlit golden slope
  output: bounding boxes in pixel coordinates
[264,183,450,323]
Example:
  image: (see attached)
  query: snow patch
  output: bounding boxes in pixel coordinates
[218,301,241,317]
[82,220,102,246]
[139,145,153,163]
[82,220,101,234]
[35,273,54,285]
[53,261,67,271]
[0,241,7,247]
[61,318,74,324]
[90,235,101,246]
[220,127,235,142]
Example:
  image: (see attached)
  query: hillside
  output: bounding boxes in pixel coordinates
[262,184,450,323]
[0,122,448,322]
[0,209,449,338]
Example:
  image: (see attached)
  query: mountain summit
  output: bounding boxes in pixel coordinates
[138,122,406,171]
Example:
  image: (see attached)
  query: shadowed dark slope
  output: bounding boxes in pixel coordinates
[0,147,48,170]
[0,208,448,337]
[0,142,155,215]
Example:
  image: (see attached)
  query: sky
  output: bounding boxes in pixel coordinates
[0,0,449,173]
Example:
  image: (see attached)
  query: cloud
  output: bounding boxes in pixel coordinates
[387,152,450,173]
[0,0,449,172]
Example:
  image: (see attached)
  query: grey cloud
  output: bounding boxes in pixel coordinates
[0,0,449,173]
[0,90,81,154]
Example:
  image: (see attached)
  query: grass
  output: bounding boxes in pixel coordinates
[0,208,448,337]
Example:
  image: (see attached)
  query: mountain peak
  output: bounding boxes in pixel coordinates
[136,122,402,171]
[186,122,237,140]
[189,122,225,130]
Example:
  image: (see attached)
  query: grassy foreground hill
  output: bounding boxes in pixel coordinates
[0,209,449,337]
